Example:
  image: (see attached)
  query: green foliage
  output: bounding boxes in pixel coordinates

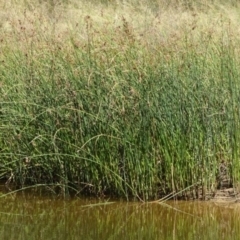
[1,0,240,200]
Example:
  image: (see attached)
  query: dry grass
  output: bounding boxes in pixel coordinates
[1,0,240,50]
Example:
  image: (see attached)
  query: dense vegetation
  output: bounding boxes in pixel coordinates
[1,0,240,200]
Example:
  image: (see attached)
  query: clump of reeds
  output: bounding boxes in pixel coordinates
[1,0,240,200]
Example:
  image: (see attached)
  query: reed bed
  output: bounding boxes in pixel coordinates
[1,0,240,200]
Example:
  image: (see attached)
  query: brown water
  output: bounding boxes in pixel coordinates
[0,187,240,240]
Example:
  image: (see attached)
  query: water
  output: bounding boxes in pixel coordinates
[0,187,240,240]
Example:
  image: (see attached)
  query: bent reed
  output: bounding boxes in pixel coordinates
[1,0,240,200]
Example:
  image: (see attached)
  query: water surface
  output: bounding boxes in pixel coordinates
[0,187,240,240]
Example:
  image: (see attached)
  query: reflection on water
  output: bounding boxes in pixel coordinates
[0,187,240,240]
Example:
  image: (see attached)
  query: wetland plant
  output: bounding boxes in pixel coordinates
[1,0,240,200]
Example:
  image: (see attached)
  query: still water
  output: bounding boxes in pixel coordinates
[0,187,240,240]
